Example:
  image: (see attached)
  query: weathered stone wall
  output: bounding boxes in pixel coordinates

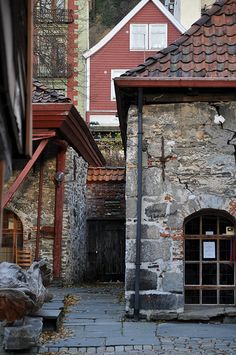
[4,144,88,284]
[5,144,57,264]
[62,148,88,284]
[126,101,236,318]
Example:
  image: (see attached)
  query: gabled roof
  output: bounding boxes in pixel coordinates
[120,0,236,78]
[84,0,185,59]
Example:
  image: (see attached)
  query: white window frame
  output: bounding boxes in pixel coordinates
[130,24,148,51]
[149,24,167,50]
[130,23,167,51]
[111,69,129,101]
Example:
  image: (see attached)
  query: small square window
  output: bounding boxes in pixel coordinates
[202,289,217,304]
[185,240,200,261]
[185,264,199,285]
[202,263,217,285]
[220,290,234,304]
[185,290,199,304]
[220,264,234,285]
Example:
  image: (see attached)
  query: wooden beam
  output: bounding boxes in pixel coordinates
[35,158,44,261]
[3,139,49,208]
[25,0,33,157]
[53,142,67,278]
[115,77,236,89]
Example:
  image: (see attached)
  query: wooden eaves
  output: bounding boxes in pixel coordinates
[33,103,105,167]
[3,103,105,207]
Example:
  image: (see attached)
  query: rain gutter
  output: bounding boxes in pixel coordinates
[134,88,143,319]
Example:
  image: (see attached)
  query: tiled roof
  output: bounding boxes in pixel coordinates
[122,0,236,78]
[87,167,125,182]
[32,79,71,103]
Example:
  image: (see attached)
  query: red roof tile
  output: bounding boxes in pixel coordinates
[87,167,125,182]
[122,0,236,78]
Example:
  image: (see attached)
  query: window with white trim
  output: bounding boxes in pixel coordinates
[111,69,129,101]
[130,23,167,50]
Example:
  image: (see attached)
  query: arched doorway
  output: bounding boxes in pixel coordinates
[1,210,23,263]
[184,209,236,306]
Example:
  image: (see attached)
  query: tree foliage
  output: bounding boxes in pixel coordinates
[89,0,140,46]
[95,132,125,166]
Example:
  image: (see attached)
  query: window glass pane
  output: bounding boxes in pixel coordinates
[220,290,234,304]
[185,240,200,261]
[185,290,199,304]
[202,290,217,304]
[219,217,234,235]
[130,24,147,49]
[185,217,200,235]
[202,263,217,285]
[202,215,217,235]
[220,240,231,261]
[111,69,128,100]
[149,24,167,49]
[185,264,199,285]
[220,264,234,285]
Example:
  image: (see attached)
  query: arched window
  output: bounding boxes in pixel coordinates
[184,209,236,306]
[1,210,23,263]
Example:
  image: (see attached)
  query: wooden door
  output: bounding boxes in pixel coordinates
[87,219,125,282]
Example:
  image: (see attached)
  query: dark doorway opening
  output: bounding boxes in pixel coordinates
[86,219,125,282]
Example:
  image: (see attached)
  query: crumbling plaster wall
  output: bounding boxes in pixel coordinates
[125,101,236,318]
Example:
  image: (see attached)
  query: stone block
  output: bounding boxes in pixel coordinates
[126,269,157,291]
[126,240,166,263]
[150,312,178,321]
[126,198,137,219]
[3,317,43,350]
[126,168,137,197]
[129,293,184,311]
[145,203,167,221]
[143,168,162,197]
[162,272,183,293]
[142,224,160,239]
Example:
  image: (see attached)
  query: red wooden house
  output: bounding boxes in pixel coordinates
[84,0,185,127]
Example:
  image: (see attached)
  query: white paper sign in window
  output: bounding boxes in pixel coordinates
[203,241,216,259]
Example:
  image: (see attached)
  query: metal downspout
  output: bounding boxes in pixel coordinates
[134,88,143,318]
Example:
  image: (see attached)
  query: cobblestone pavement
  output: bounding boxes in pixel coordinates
[37,336,236,354]
[1,284,236,354]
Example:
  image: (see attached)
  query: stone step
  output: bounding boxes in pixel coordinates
[33,308,63,331]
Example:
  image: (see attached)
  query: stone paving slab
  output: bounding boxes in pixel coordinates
[156,322,236,338]
[4,284,235,355]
